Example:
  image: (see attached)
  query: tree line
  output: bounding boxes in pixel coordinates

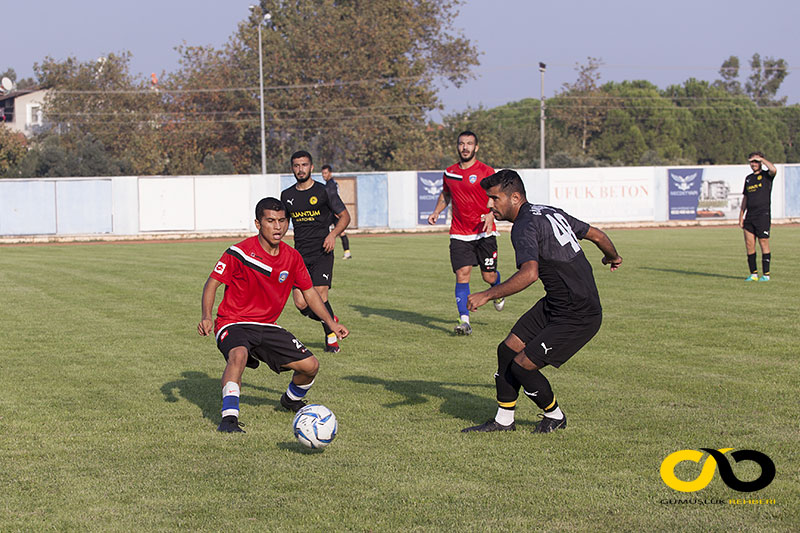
[0,1,796,178]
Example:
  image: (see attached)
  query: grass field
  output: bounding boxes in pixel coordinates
[1,227,799,532]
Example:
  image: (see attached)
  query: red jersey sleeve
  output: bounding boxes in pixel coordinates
[209,251,234,285]
[292,252,313,291]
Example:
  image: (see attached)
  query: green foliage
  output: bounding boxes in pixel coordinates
[0,124,28,176]
[1,230,799,530]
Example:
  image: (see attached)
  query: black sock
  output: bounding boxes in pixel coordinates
[341,235,350,252]
[762,253,770,276]
[496,343,520,408]
[510,361,554,411]
[321,301,335,336]
[300,306,322,321]
[747,253,757,274]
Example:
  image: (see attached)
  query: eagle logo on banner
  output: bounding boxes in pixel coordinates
[670,172,697,191]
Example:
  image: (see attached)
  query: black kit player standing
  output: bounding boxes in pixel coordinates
[739,151,777,282]
[321,164,352,260]
[281,150,351,352]
[461,169,622,434]
[198,197,348,433]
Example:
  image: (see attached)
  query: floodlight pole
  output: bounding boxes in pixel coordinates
[539,62,546,169]
[257,19,267,175]
[251,6,271,175]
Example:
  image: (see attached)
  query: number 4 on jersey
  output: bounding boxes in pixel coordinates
[546,213,581,252]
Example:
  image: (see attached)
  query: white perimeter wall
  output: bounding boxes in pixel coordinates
[0,165,796,238]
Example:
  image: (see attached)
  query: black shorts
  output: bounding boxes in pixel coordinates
[743,215,770,239]
[449,236,498,273]
[511,299,602,368]
[216,323,314,374]
[303,252,334,286]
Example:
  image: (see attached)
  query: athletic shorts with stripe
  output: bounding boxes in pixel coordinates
[742,214,770,239]
[216,323,314,374]
[510,299,602,368]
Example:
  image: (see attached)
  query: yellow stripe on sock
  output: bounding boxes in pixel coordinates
[497,400,517,408]
[544,398,557,411]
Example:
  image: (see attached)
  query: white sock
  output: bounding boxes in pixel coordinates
[494,407,515,426]
[544,406,564,420]
[460,314,470,324]
[327,333,338,345]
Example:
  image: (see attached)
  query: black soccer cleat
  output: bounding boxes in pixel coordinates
[461,419,516,433]
[279,392,307,413]
[217,415,245,433]
[532,414,567,434]
[454,322,473,336]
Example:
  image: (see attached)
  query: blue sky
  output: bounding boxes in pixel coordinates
[5,0,798,114]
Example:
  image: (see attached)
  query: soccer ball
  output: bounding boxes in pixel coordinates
[292,404,337,449]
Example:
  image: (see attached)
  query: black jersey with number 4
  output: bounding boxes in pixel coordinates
[511,203,601,317]
[281,180,346,258]
[742,171,774,218]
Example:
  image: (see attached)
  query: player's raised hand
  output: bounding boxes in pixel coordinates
[602,255,622,272]
[198,318,214,336]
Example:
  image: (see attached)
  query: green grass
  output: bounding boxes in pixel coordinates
[1,227,798,532]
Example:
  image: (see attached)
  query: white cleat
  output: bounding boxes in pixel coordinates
[493,298,505,311]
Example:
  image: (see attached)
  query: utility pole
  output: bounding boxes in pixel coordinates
[539,62,546,169]
[250,6,271,175]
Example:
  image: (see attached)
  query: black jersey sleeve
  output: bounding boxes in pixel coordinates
[561,211,590,240]
[511,222,540,269]
[326,186,346,215]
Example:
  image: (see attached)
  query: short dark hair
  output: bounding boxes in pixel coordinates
[290,150,313,165]
[747,151,764,160]
[458,130,478,145]
[321,164,332,172]
[481,169,526,197]
[255,197,286,219]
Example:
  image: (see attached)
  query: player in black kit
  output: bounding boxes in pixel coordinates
[461,169,622,434]
[281,151,351,352]
[739,151,777,282]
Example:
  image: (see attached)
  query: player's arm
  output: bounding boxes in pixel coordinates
[481,209,495,233]
[753,154,777,177]
[739,195,748,228]
[198,276,222,336]
[467,260,539,311]
[324,208,351,252]
[584,226,622,271]
[301,287,349,340]
[427,190,451,225]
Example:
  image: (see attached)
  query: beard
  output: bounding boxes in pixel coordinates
[294,173,311,183]
[458,148,476,163]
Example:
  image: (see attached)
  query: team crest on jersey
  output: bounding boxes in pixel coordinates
[469,174,478,184]
[758,175,762,181]
[278,270,289,283]
[214,261,227,274]
[309,196,318,205]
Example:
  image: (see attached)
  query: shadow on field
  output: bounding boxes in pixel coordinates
[160,371,282,425]
[350,305,453,333]
[344,375,493,423]
[641,267,741,280]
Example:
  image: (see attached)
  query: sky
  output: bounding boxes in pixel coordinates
[4,0,799,116]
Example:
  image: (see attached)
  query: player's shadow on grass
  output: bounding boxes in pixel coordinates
[344,375,493,423]
[160,371,282,426]
[350,305,453,333]
[641,267,741,280]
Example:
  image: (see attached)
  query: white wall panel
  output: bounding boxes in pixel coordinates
[194,176,251,231]
[138,177,195,231]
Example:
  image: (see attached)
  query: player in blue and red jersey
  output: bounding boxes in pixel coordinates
[427,131,505,335]
[461,169,621,434]
[198,197,348,433]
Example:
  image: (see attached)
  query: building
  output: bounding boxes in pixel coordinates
[0,88,50,137]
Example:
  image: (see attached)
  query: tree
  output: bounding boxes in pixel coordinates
[0,68,37,90]
[169,0,479,172]
[548,57,609,155]
[745,53,788,106]
[0,124,28,176]
[714,55,743,95]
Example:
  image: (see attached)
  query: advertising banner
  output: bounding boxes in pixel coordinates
[417,171,448,225]
[669,167,746,220]
[548,167,654,222]
[668,168,703,219]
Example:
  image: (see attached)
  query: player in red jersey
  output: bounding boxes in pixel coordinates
[198,197,348,433]
[427,131,505,335]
